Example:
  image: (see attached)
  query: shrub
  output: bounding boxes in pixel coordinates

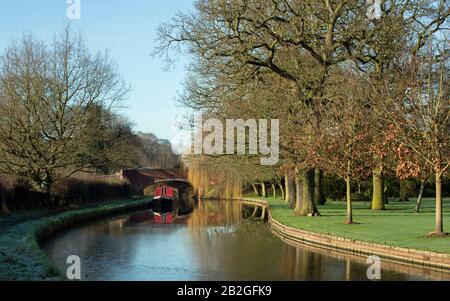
[0,174,131,212]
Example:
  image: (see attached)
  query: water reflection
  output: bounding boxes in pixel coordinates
[43,201,450,281]
[188,200,242,228]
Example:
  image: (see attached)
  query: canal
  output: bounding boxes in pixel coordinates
[44,201,450,281]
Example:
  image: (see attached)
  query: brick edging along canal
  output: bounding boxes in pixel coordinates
[241,198,450,273]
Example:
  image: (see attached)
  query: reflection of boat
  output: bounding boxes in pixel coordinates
[152,195,177,224]
[153,209,178,224]
[151,186,177,224]
[126,186,182,225]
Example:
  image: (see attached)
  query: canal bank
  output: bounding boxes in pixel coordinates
[44,200,442,280]
[3,197,450,281]
[0,198,151,280]
[242,198,450,273]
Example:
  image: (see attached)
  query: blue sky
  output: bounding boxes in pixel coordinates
[0,0,195,139]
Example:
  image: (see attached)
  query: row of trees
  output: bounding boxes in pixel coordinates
[155,0,449,235]
[0,28,179,212]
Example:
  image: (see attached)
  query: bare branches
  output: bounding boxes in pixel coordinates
[0,28,130,191]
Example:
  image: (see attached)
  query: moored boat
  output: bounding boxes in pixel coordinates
[151,186,178,224]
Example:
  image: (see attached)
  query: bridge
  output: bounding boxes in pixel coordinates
[119,168,267,220]
[120,168,195,214]
[120,168,188,195]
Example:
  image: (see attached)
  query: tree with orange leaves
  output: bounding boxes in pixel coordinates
[375,49,449,236]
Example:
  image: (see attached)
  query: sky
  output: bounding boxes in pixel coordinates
[0,0,195,140]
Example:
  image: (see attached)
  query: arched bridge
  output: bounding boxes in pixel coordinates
[120,168,195,214]
[120,168,189,195]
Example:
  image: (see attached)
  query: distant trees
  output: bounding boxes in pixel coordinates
[81,104,139,174]
[134,133,180,168]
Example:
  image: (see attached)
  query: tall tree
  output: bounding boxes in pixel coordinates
[155,0,377,216]
[376,48,449,236]
[310,71,374,224]
[0,28,129,197]
[347,0,450,210]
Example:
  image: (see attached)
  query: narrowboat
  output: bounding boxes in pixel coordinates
[151,185,178,224]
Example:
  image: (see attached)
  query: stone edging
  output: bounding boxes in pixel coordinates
[241,198,450,273]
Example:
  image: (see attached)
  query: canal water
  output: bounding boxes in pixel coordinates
[43,201,449,281]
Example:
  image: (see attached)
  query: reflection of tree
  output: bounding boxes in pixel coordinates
[188,200,242,229]
[346,258,351,281]
[279,244,297,280]
[188,205,290,280]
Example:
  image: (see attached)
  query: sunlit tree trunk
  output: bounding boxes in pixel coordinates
[296,170,319,216]
[285,173,289,202]
[294,175,302,213]
[371,167,385,210]
[415,180,426,213]
[252,183,260,196]
[288,176,296,209]
[260,182,267,198]
[271,182,277,198]
[345,175,353,224]
[434,172,444,235]
[277,180,285,201]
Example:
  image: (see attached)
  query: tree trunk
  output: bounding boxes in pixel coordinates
[288,175,296,209]
[252,183,260,197]
[415,180,425,213]
[261,182,267,198]
[371,168,385,210]
[271,182,277,199]
[434,172,444,235]
[315,167,326,205]
[1,189,10,214]
[399,180,411,202]
[278,181,285,201]
[345,175,353,224]
[296,170,319,216]
[284,173,289,202]
[44,182,52,208]
[294,175,303,213]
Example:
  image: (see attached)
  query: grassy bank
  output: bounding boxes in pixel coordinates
[255,196,450,254]
[0,198,151,280]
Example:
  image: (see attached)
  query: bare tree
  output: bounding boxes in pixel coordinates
[349,0,450,210]
[310,71,375,224]
[154,0,378,216]
[0,28,129,199]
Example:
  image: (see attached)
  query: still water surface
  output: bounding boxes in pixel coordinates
[44,201,449,281]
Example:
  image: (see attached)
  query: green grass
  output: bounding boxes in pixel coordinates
[254,196,450,254]
[0,198,151,280]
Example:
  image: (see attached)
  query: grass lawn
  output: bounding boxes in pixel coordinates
[254,196,450,254]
